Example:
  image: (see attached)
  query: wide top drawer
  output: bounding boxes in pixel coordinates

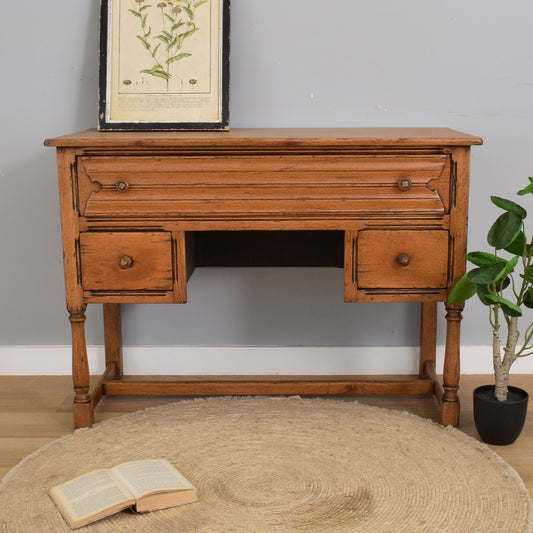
[76,154,451,220]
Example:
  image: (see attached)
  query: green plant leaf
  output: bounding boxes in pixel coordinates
[166,52,191,64]
[504,230,527,256]
[524,288,533,308]
[490,196,527,219]
[476,278,511,304]
[172,22,185,31]
[502,255,519,277]
[465,251,498,267]
[467,261,509,284]
[164,13,175,23]
[448,275,477,304]
[521,266,533,283]
[194,0,208,6]
[494,276,511,292]
[129,9,142,17]
[156,34,170,44]
[518,178,533,196]
[485,294,523,317]
[139,4,152,11]
[487,211,523,249]
[475,284,493,306]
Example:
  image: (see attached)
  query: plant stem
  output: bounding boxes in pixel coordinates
[494,316,520,401]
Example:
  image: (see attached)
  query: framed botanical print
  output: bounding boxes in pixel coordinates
[98,0,229,131]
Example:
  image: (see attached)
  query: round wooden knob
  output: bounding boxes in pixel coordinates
[119,255,134,269]
[116,181,129,191]
[396,253,410,267]
[398,178,411,191]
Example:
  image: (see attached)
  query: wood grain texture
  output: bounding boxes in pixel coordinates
[102,376,434,397]
[68,309,94,429]
[103,304,123,378]
[47,128,482,429]
[420,302,438,377]
[79,232,173,291]
[44,128,483,148]
[357,229,449,289]
[76,154,450,220]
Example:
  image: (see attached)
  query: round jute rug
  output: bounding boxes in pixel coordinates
[1,397,531,532]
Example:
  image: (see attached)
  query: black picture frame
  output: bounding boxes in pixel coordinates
[98,0,229,131]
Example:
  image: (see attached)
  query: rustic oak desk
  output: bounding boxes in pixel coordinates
[45,128,482,429]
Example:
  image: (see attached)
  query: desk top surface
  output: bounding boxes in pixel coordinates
[45,127,483,149]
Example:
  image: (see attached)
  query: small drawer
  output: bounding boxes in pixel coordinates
[79,232,173,291]
[357,230,448,289]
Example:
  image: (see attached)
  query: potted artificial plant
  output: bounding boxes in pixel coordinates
[448,177,533,445]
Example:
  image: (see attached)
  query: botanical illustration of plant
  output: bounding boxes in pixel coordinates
[128,0,208,92]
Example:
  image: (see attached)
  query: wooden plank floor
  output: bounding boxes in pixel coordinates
[1,375,533,497]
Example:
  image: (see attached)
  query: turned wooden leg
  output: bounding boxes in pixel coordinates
[69,307,94,429]
[419,302,437,377]
[103,303,123,379]
[441,303,463,427]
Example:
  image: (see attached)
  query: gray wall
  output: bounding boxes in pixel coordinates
[1,0,532,348]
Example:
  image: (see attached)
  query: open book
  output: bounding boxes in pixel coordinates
[49,459,197,529]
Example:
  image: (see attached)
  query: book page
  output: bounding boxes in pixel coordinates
[112,459,194,499]
[50,469,134,524]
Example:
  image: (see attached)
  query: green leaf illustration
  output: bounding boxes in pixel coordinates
[182,6,194,19]
[137,35,151,50]
[166,52,192,64]
[180,27,198,39]
[141,64,164,73]
[130,0,208,92]
[141,69,171,80]
[171,22,185,31]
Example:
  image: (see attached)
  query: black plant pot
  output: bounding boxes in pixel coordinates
[473,385,529,445]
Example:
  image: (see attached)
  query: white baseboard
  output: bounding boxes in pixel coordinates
[1,345,533,376]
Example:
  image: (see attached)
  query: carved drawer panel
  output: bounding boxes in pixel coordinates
[76,154,451,220]
[356,229,449,289]
[79,232,173,291]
